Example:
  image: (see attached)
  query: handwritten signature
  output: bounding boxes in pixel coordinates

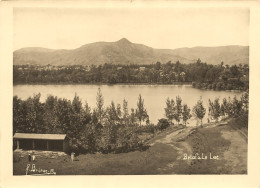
[26,164,56,175]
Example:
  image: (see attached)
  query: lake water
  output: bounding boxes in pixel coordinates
[13,84,243,126]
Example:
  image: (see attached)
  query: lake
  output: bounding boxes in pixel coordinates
[13,84,243,126]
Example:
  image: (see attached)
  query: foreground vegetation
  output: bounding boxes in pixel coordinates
[13,87,248,155]
[13,87,248,174]
[13,60,249,91]
[13,118,247,175]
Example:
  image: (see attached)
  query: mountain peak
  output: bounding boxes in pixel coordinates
[14,39,249,66]
[117,38,131,44]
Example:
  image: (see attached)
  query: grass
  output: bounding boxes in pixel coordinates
[227,114,248,141]
[14,142,178,175]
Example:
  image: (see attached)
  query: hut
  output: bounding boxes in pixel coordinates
[13,133,69,152]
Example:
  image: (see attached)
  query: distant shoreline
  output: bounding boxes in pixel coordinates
[13,82,193,86]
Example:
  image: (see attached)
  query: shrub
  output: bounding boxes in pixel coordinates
[207,84,213,89]
[216,82,223,90]
[157,118,170,131]
[136,124,156,134]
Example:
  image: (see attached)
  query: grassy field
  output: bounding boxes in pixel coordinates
[13,121,247,175]
[14,142,179,175]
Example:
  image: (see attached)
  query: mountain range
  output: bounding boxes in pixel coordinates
[13,38,249,66]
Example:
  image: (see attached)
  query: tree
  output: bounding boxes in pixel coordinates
[96,88,104,124]
[68,94,86,151]
[225,97,234,117]
[241,90,249,113]
[79,123,97,153]
[213,98,221,122]
[174,96,182,125]
[79,101,93,152]
[164,98,175,124]
[116,103,122,122]
[155,61,161,70]
[193,99,206,126]
[84,101,92,118]
[13,96,26,133]
[105,101,120,126]
[135,94,148,126]
[91,109,103,151]
[220,98,228,119]
[72,93,82,114]
[43,95,60,133]
[122,99,129,126]
[230,65,240,77]
[130,108,136,125]
[182,104,192,126]
[208,99,214,121]
[82,101,92,125]
[53,98,72,134]
[23,94,44,133]
[209,98,221,122]
[220,61,224,68]
[230,96,243,117]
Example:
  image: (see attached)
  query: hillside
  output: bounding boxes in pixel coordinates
[13,38,249,66]
[172,45,249,65]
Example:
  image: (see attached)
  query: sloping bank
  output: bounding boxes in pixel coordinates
[159,120,248,174]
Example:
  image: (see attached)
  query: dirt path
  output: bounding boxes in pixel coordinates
[150,126,195,145]
[149,126,195,173]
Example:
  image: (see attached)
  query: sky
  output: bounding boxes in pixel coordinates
[13,7,249,50]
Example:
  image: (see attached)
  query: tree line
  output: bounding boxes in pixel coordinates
[13,89,248,154]
[163,90,248,127]
[13,89,154,154]
[13,59,249,91]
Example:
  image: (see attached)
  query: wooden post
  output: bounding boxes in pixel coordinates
[32,140,35,150]
[47,141,49,150]
[17,140,19,149]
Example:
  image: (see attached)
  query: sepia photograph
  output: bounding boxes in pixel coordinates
[11,5,250,176]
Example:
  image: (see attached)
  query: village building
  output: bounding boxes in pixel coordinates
[13,133,69,152]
